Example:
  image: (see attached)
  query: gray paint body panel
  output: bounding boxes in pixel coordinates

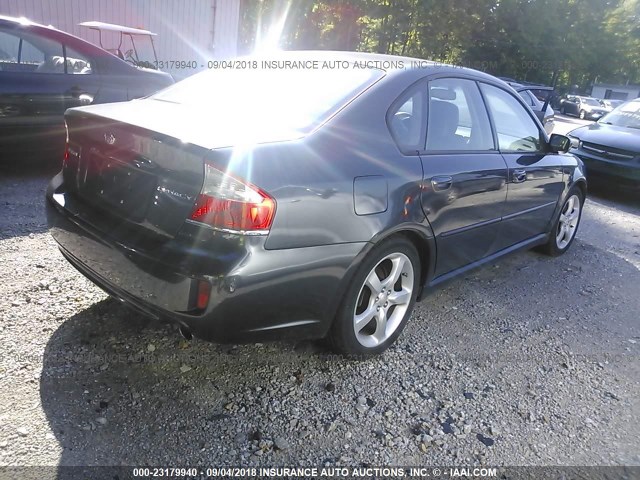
[45,51,586,342]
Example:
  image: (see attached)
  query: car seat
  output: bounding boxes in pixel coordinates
[427,100,467,150]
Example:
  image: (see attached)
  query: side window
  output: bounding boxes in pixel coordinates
[0,27,64,73]
[65,46,92,74]
[388,88,425,152]
[0,30,19,65]
[426,78,494,151]
[480,83,542,152]
[518,90,535,107]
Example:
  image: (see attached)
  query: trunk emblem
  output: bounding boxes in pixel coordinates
[104,133,116,145]
[156,186,194,201]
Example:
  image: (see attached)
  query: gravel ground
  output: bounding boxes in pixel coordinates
[0,170,638,468]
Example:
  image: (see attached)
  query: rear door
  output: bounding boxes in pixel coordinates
[0,25,102,159]
[563,96,578,115]
[479,83,564,249]
[0,25,67,154]
[416,77,508,277]
[61,43,101,109]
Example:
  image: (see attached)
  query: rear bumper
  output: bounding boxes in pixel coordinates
[46,173,366,343]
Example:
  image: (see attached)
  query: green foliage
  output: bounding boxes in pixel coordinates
[238,0,640,88]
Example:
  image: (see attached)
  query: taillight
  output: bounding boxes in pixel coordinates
[189,163,276,234]
[196,280,211,310]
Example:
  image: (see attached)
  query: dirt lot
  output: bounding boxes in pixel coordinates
[0,169,638,468]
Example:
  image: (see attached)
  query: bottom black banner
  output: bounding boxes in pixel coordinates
[0,466,637,480]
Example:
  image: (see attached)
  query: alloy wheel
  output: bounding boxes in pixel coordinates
[353,252,414,348]
[556,194,581,249]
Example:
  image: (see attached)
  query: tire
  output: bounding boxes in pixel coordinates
[540,187,584,257]
[579,110,586,120]
[560,106,565,115]
[329,237,420,357]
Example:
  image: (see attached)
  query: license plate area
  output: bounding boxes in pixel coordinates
[77,147,156,222]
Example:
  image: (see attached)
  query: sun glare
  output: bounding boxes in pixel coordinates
[252,1,291,54]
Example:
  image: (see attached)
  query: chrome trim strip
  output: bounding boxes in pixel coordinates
[249,320,320,332]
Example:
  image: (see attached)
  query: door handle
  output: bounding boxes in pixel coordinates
[67,86,94,105]
[67,85,84,97]
[512,169,527,183]
[431,175,453,191]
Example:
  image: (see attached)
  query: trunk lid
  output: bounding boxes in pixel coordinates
[63,108,205,241]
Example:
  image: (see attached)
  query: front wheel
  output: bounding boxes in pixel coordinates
[579,110,586,120]
[329,237,420,357]
[540,188,584,256]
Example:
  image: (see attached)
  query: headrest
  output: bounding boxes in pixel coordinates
[430,87,456,101]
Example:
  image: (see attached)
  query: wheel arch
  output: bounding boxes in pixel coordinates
[325,223,436,336]
[573,178,587,199]
[545,173,587,238]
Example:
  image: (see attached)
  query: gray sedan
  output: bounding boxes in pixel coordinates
[46,52,586,356]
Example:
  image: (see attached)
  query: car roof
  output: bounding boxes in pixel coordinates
[0,14,62,32]
[0,14,132,66]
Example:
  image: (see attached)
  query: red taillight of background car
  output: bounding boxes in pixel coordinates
[189,163,276,233]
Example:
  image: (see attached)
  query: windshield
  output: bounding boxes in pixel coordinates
[599,100,640,129]
[582,98,601,106]
[152,65,384,135]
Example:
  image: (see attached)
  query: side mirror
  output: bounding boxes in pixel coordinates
[548,133,571,153]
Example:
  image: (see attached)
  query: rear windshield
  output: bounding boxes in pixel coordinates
[152,65,384,134]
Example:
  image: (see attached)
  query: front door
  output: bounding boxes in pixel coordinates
[418,77,508,277]
[479,83,564,249]
[61,44,101,110]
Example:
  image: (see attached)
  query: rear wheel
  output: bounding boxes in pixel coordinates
[579,109,586,120]
[329,237,420,357]
[540,188,584,256]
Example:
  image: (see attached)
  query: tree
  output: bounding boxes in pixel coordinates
[237,0,638,89]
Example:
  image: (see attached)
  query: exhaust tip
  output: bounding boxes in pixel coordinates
[178,324,193,340]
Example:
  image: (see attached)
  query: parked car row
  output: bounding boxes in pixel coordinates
[558,95,608,120]
[556,95,628,120]
[568,98,640,189]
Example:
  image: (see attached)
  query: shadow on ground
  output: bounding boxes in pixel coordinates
[587,182,640,214]
[38,232,640,472]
